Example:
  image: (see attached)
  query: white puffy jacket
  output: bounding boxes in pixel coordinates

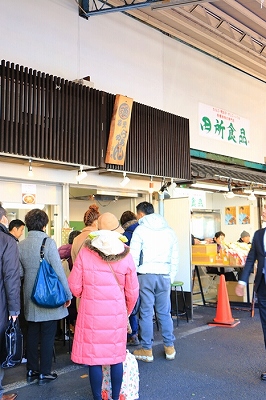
[130,213,178,283]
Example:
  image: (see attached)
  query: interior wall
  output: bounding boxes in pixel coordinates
[69,198,137,230]
[0,180,62,244]
[0,0,265,165]
[164,197,191,292]
[175,189,259,243]
[211,193,258,243]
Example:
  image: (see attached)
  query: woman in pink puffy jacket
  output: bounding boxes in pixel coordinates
[68,229,139,400]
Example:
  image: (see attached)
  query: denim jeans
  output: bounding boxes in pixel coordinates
[138,274,175,349]
[128,314,138,336]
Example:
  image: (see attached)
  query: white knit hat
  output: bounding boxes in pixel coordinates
[89,230,128,256]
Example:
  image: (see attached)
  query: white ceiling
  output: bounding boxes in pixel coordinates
[109,0,266,81]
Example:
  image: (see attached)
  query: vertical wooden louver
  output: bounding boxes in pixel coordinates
[0,60,190,180]
[0,60,103,166]
[106,102,191,180]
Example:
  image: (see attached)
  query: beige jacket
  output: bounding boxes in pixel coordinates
[71,223,98,263]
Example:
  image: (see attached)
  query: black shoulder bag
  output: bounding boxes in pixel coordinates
[2,318,23,368]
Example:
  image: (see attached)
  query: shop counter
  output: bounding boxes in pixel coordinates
[192,263,253,310]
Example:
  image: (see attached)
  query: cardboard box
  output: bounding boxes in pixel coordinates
[217,281,253,303]
[192,254,216,264]
[192,244,217,254]
[229,255,246,266]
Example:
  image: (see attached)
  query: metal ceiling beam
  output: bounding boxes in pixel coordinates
[151,0,217,10]
[79,0,214,17]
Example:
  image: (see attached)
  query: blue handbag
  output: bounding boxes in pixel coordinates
[31,238,68,308]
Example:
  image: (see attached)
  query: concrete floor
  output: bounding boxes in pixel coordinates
[3,305,266,400]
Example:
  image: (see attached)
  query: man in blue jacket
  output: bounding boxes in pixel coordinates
[121,210,139,346]
[0,203,10,236]
[130,202,178,362]
[236,226,266,380]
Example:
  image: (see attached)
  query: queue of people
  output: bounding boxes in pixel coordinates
[3,196,266,400]
[0,200,179,400]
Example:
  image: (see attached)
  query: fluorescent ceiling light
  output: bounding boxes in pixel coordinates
[4,203,45,209]
[190,183,228,191]
[96,189,139,197]
[244,189,266,196]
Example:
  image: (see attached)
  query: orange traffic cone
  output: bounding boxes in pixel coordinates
[208,274,240,328]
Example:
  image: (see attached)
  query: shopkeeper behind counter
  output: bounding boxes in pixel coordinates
[237,231,251,244]
[214,231,237,282]
[205,232,236,281]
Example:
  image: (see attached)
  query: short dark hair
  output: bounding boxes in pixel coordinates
[25,209,49,231]
[136,201,154,215]
[0,202,7,220]
[9,219,25,231]
[214,231,225,239]
[68,230,81,244]
[120,211,137,226]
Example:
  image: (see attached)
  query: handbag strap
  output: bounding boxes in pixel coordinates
[106,261,123,293]
[40,238,47,260]
[77,238,88,254]
[107,262,131,323]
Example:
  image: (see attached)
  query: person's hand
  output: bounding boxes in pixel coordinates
[194,238,201,244]
[235,283,245,296]
[64,300,71,308]
[205,238,214,244]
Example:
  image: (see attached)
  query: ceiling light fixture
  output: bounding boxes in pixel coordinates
[28,159,34,177]
[120,172,130,187]
[247,190,256,201]
[76,166,87,183]
[226,191,235,199]
[225,178,235,199]
[148,176,154,194]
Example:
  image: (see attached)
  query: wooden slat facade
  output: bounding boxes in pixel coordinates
[0,60,190,179]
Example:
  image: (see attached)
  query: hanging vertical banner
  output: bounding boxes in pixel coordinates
[105,94,133,165]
